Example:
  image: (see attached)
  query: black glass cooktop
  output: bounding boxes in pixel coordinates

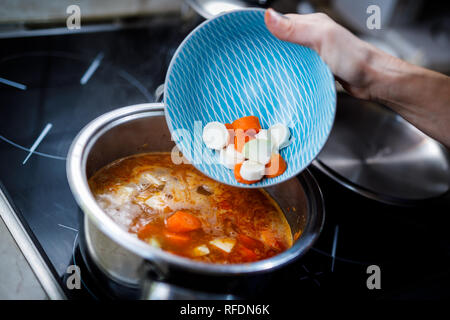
[0,18,189,298]
[1,18,449,300]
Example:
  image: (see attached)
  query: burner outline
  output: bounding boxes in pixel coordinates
[0,51,152,162]
[80,52,104,85]
[331,225,339,272]
[22,123,53,165]
[0,135,66,160]
[0,76,27,90]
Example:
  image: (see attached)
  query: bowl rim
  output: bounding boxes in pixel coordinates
[66,103,325,276]
[163,8,337,189]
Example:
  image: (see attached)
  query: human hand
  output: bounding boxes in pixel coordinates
[264,8,450,147]
[264,8,393,101]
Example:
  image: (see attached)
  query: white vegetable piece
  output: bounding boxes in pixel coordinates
[209,238,236,253]
[239,160,265,181]
[219,144,245,169]
[202,122,230,150]
[241,139,272,165]
[115,186,135,203]
[269,123,290,149]
[139,172,163,186]
[192,245,210,257]
[144,195,166,210]
[255,129,269,140]
[255,129,279,154]
[147,238,161,248]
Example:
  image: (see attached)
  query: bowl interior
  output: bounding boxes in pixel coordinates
[165,9,336,188]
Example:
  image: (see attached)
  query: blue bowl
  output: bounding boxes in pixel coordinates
[164,9,336,188]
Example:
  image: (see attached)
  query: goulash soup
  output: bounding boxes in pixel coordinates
[89,153,292,264]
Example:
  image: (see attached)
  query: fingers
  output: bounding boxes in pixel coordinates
[264,9,321,52]
[264,8,380,100]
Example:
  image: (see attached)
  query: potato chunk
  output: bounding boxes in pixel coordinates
[209,238,236,253]
[192,245,210,257]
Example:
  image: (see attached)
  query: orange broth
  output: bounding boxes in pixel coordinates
[88,153,292,264]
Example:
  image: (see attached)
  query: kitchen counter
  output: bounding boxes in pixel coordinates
[0,216,47,299]
[0,190,64,299]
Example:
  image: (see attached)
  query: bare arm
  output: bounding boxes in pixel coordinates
[265,9,450,148]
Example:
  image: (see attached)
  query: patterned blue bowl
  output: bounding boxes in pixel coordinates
[164,9,336,188]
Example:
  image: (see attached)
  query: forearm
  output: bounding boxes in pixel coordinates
[367,48,450,148]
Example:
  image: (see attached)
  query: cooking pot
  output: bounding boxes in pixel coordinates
[67,102,325,299]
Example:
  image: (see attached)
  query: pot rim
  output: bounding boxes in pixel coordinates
[66,103,325,276]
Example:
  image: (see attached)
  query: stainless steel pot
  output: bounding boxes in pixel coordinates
[67,102,325,299]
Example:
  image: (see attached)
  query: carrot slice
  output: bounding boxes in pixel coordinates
[234,129,255,153]
[166,210,202,233]
[237,234,264,250]
[232,116,261,133]
[224,123,235,145]
[235,244,257,261]
[163,231,190,245]
[265,154,287,178]
[234,163,259,184]
[137,223,159,240]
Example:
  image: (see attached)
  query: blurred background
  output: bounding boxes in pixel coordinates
[0,0,449,72]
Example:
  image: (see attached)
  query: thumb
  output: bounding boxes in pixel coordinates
[264,9,313,48]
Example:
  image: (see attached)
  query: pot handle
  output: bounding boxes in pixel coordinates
[139,261,237,300]
[154,84,165,103]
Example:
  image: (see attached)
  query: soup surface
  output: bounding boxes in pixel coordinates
[89,153,293,264]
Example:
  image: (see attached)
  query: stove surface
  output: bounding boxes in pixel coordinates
[1,19,449,300]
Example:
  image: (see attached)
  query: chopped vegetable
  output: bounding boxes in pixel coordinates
[220,144,245,169]
[166,210,202,233]
[239,160,265,182]
[237,234,264,250]
[115,186,135,203]
[269,123,290,149]
[144,195,167,210]
[147,238,161,248]
[234,163,259,184]
[225,123,235,145]
[164,231,190,245]
[235,244,257,261]
[241,138,272,164]
[202,122,230,150]
[232,116,261,133]
[265,154,287,178]
[209,238,236,253]
[192,245,210,257]
[201,116,290,184]
[234,129,254,153]
[139,172,163,186]
[255,129,269,140]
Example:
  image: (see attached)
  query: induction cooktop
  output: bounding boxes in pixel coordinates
[0,17,449,300]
